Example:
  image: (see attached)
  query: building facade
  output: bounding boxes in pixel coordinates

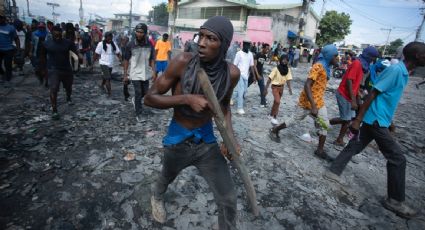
[175,0,319,46]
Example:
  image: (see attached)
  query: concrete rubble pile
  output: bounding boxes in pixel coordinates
[1,63,424,229]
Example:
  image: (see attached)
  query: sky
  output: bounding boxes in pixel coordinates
[16,0,425,46]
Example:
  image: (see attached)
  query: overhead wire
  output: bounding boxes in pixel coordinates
[328,0,419,30]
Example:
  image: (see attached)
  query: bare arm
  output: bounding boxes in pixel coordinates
[144,54,187,109]
[220,64,241,154]
[144,53,210,113]
[346,79,358,109]
[351,89,379,130]
[286,80,293,95]
[123,59,129,81]
[150,59,157,79]
[304,78,317,116]
[264,78,271,96]
[14,36,20,51]
[253,60,261,80]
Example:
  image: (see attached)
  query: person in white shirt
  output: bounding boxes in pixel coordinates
[14,19,26,72]
[232,40,258,114]
[94,32,121,97]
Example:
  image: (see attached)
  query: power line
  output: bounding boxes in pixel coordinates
[334,0,419,30]
[347,1,420,10]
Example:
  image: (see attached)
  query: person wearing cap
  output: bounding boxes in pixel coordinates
[123,23,155,122]
[145,16,240,228]
[329,46,379,146]
[269,44,338,161]
[0,14,20,85]
[30,22,48,87]
[232,39,258,115]
[94,31,121,97]
[41,25,78,120]
[154,33,171,80]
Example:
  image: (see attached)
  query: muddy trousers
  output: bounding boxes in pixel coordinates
[154,141,237,230]
[329,123,406,201]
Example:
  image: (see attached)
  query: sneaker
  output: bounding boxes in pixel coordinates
[51,112,60,120]
[136,115,146,123]
[67,97,74,105]
[271,118,279,125]
[268,128,281,143]
[131,97,136,110]
[236,109,245,115]
[151,196,166,223]
[230,99,234,106]
[323,170,341,183]
[382,198,417,219]
[314,150,334,162]
[260,104,266,108]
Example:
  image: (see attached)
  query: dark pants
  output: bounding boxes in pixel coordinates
[14,49,25,70]
[133,80,149,115]
[123,81,130,100]
[329,123,406,201]
[292,58,299,68]
[258,76,266,105]
[0,49,15,81]
[154,141,237,230]
[48,69,73,94]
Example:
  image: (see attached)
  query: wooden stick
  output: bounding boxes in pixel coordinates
[197,68,259,216]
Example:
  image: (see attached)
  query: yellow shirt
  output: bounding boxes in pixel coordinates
[268,67,293,85]
[155,40,171,61]
[298,63,327,109]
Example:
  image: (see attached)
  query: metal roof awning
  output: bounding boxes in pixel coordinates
[287,30,297,38]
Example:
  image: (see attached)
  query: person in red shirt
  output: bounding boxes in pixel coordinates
[329,47,378,146]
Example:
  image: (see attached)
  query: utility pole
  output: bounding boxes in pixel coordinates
[381,28,392,56]
[11,0,17,19]
[129,0,133,30]
[314,0,327,43]
[416,8,425,41]
[320,0,327,18]
[26,0,31,17]
[168,0,178,47]
[79,0,84,26]
[46,2,60,23]
[297,0,312,45]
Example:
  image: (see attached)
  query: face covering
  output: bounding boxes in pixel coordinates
[179,16,234,118]
[359,46,379,73]
[317,44,338,79]
[242,42,250,53]
[277,55,289,76]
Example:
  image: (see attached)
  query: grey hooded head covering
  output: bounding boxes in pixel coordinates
[179,16,234,118]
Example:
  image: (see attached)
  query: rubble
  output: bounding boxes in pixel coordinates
[0,62,424,229]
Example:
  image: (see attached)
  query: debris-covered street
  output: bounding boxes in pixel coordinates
[1,62,424,230]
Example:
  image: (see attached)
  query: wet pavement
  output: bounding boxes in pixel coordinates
[1,61,424,229]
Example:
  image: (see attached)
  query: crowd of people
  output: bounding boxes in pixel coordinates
[1,12,425,229]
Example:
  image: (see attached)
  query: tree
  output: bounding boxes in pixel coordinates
[316,10,352,46]
[148,3,169,26]
[379,38,403,56]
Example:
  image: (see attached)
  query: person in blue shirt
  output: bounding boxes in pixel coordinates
[0,14,20,86]
[324,42,425,219]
